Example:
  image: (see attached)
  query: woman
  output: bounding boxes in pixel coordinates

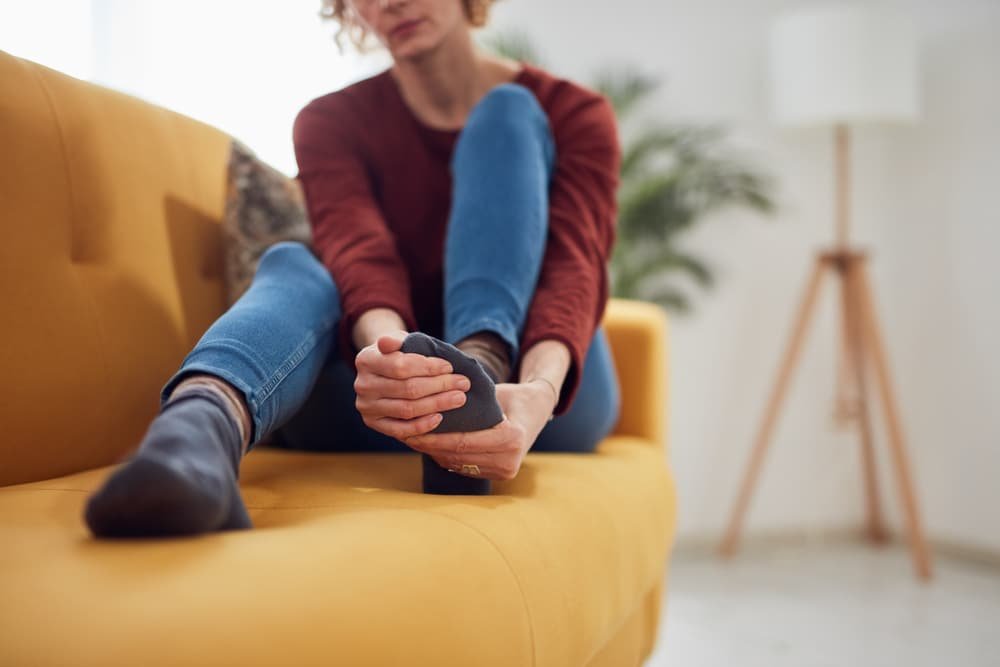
[83,0,622,538]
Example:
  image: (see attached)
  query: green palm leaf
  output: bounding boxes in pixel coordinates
[641,286,693,313]
[480,31,545,65]
[617,173,690,242]
[591,68,660,120]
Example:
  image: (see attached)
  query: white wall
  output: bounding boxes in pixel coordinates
[869,1,1000,553]
[0,0,95,79]
[488,0,1000,552]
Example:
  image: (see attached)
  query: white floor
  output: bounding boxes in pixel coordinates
[645,540,1000,666]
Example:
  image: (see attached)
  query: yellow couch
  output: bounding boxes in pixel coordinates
[0,50,677,667]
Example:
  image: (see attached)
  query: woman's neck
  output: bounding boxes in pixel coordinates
[390,29,521,130]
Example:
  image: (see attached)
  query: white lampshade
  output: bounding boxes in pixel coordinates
[768,3,920,127]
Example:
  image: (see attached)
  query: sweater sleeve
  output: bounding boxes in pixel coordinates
[292,100,419,366]
[516,93,622,416]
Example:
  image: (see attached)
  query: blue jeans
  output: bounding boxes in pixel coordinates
[159,84,621,455]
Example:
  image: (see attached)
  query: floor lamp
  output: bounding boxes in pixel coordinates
[718,3,933,581]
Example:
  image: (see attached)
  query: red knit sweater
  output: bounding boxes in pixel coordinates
[292,63,621,415]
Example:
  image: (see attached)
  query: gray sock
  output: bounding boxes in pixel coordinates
[83,387,252,537]
[401,332,504,432]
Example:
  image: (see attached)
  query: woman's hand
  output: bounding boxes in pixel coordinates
[354,332,472,441]
[402,380,557,481]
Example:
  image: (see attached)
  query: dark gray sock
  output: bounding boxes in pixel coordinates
[84,387,252,538]
[401,332,503,496]
[401,332,504,432]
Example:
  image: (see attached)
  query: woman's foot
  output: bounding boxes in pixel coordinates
[84,383,252,538]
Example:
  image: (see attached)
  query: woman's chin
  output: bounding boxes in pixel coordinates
[391,45,435,63]
[387,33,440,61]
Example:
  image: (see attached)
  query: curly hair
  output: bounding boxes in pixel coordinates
[318,0,498,53]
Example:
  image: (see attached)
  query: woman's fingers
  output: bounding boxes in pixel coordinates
[429,454,510,481]
[407,418,514,454]
[376,333,404,355]
[355,372,470,401]
[399,418,525,481]
[356,389,467,421]
[368,412,444,441]
[358,349,452,380]
[422,438,520,481]
[353,333,467,441]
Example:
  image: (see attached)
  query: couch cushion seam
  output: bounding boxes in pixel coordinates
[423,510,537,667]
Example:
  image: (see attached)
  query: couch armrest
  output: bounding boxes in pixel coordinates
[601,298,669,449]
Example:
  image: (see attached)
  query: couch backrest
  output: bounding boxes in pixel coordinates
[0,51,232,485]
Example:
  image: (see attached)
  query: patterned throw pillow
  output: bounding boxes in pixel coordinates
[221,138,314,306]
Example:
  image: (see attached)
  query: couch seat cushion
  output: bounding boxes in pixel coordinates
[0,436,675,667]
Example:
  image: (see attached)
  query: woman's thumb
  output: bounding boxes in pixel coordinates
[376,331,407,355]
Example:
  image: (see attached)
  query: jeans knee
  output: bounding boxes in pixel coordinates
[463,83,553,158]
[476,83,541,117]
[258,240,311,266]
[256,241,339,301]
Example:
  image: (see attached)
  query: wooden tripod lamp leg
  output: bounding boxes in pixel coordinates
[833,284,857,426]
[834,265,858,426]
[853,262,934,580]
[719,257,828,557]
[841,258,888,543]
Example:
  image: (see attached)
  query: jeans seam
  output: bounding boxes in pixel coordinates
[176,319,334,442]
[179,336,266,373]
[162,338,267,407]
[253,320,332,407]
[161,363,258,408]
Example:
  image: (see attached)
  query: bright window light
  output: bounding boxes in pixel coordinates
[1,0,389,176]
